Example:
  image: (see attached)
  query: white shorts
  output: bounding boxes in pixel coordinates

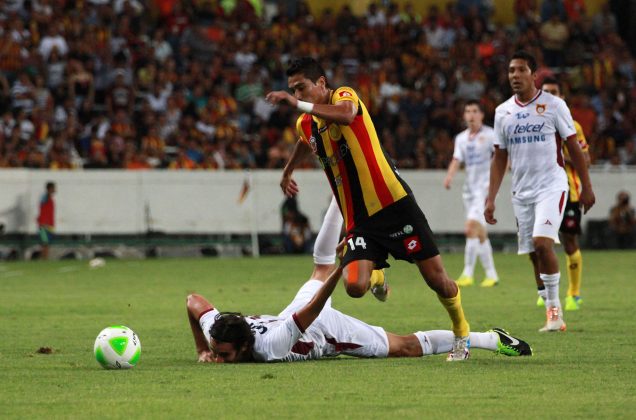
[463,192,486,226]
[513,190,567,254]
[279,280,390,358]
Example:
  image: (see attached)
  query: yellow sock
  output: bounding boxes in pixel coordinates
[437,288,470,337]
[566,250,583,297]
[369,269,384,288]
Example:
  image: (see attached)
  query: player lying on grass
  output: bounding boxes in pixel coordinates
[186,202,532,363]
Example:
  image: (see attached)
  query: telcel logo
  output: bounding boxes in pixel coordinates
[513,122,545,134]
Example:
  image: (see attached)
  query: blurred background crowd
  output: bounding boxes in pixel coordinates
[1,0,635,171]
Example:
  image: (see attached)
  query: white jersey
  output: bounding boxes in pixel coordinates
[494,90,575,204]
[453,125,495,197]
[200,281,389,363]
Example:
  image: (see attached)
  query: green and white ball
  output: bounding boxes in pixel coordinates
[94,326,141,369]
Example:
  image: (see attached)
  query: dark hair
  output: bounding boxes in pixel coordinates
[46,182,55,190]
[511,50,537,73]
[542,77,560,89]
[209,312,255,351]
[286,57,327,83]
[464,99,483,112]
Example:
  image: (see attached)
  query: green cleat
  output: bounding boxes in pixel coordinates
[490,328,533,356]
[480,278,499,287]
[536,296,545,307]
[565,295,582,311]
[455,275,474,287]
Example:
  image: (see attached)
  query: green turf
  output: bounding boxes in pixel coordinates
[1,251,635,419]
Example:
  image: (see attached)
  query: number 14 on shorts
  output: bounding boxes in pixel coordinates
[347,236,367,250]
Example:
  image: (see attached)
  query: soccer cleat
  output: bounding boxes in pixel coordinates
[455,275,474,287]
[370,269,389,302]
[539,306,567,332]
[446,336,470,361]
[565,295,583,311]
[480,278,499,287]
[536,296,545,307]
[490,328,533,356]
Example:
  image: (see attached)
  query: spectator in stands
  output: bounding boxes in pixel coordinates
[609,191,636,248]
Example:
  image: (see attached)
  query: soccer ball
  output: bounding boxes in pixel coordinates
[93,326,141,369]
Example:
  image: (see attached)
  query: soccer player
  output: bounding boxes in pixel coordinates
[265,57,471,360]
[444,100,499,287]
[485,51,595,332]
[186,200,532,363]
[540,77,591,311]
[37,181,56,260]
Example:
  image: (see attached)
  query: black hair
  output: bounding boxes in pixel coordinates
[209,312,255,351]
[511,50,537,73]
[46,181,55,190]
[286,57,327,83]
[542,76,560,90]
[464,99,483,112]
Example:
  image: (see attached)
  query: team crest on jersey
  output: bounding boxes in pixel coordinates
[339,91,352,97]
[536,103,546,114]
[328,125,342,140]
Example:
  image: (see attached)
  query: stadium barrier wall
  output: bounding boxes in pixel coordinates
[0,169,633,235]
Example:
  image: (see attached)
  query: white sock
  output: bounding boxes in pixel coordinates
[540,273,561,308]
[312,197,343,265]
[415,330,453,355]
[537,288,547,302]
[462,238,480,277]
[414,330,499,355]
[468,332,498,351]
[478,239,498,280]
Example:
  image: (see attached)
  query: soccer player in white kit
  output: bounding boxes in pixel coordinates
[485,51,595,332]
[186,197,532,363]
[444,100,499,288]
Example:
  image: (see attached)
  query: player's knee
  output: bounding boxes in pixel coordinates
[532,240,552,258]
[344,282,367,298]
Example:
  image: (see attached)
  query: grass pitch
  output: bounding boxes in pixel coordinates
[1,251,635,419]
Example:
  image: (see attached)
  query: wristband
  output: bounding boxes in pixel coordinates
[297,100,314,113]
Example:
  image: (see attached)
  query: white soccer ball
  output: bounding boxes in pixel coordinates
[93,326,141,369]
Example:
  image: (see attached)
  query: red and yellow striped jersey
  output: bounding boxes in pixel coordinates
[563,120,589,202]
[296,86,409,231]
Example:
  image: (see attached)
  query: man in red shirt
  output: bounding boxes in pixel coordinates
[37,182,55,260]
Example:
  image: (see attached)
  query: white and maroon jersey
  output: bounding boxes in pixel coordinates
[494,91,575,203]
[200,281,389,363]
[453,125,495,197]
[243,314,329,362]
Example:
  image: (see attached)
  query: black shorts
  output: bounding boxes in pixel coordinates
[559,198,582,235]
[341,195,440,269]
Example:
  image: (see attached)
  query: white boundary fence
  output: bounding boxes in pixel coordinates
[0,169,634,236]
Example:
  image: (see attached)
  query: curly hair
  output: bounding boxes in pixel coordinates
[209,312,255,351]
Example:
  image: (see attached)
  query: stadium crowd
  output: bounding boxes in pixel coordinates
[0,0,635,170]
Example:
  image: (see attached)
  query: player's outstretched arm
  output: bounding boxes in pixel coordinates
[565,136,595,213]
[266,90,358,125]
[280,139,313,197]
[485,146,508,224]
[186,294,215,362]
[294,264,344,331]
